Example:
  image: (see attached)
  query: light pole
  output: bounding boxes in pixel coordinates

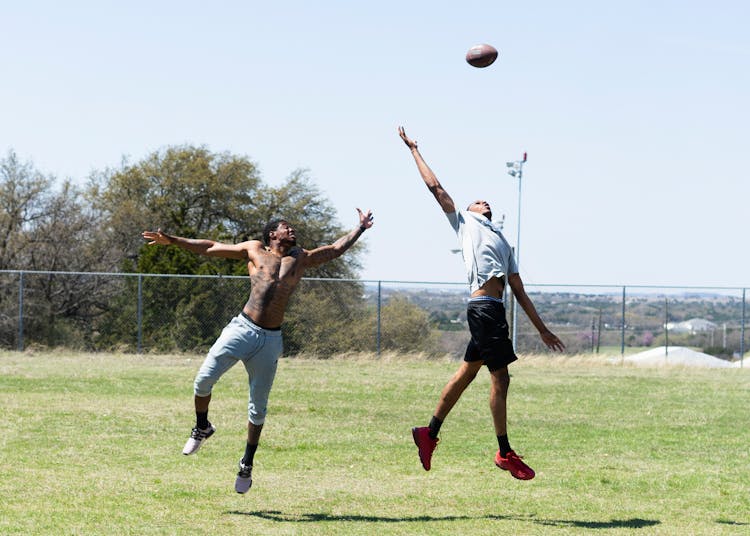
[506,152,527,348]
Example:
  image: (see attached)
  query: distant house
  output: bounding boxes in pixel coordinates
[665,318,718,334]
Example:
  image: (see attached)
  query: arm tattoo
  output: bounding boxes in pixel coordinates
[333,227,363,253]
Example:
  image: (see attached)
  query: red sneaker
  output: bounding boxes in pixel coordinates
[495,450,535,480]
[412,427,439,471]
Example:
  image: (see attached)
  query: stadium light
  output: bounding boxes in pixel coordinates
[506,152,527,348]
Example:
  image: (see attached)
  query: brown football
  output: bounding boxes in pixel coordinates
[466,44,498,68]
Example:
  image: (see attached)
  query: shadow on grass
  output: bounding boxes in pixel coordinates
[228,510,660,529]
[716,519,749,526]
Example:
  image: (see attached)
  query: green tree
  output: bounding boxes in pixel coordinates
[282,279,371,356]
[90,145,367,352]
[379,296,440,354]
[251,169,363,279]
[88,145,262,272]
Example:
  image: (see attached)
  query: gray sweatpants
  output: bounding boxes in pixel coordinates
[193,313,282,425]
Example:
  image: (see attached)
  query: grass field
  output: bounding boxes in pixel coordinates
[1,350,749,535]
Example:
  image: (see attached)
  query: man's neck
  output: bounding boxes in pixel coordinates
[267,242,293,256]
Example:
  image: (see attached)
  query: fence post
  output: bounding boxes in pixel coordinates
[18,271,24,352]
[620,286,626,357]
[664,297,670,357]
[741,288,746,368]
[137,274,143,354]
[376,281,382,356]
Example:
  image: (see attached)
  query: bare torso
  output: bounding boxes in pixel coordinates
[241,242,308,329]
[472,275,505,299]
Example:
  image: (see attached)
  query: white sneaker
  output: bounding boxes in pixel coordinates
[235,460,253,494]
[182,423,215,455]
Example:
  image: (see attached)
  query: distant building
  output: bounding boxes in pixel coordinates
[665,318,718,334]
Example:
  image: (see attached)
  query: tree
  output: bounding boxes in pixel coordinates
[0,152,121,348]
[1,150,116,273]
[88,145,262,272]
[0,151,51,270]
[379,296,441,354]
[0,151,49,345]
[282,278,371,356]
[249,169,364,279]
[89,145,366,351]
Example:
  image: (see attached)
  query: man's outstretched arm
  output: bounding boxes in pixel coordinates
[141,229,249,260]
[508,273,566,352]
[304,208,374,267]
[398,126,456,213]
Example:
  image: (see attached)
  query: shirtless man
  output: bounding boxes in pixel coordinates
[141,208,373,493]
[398,126,564,480]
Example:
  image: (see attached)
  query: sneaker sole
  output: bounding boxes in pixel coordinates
[412,428,431,471]
[235,479,252,494]
[495,460,535,480]
[182,428,215,455]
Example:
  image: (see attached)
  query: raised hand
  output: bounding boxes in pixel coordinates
[398,126,418,150]
[357,208,374,230]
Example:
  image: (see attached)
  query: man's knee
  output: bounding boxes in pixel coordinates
[491,367,510,390]
[194,371,216,397]
[454,362,480,386]
[247,401,268,425]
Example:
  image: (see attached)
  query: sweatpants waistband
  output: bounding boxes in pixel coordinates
[240,311,281,332]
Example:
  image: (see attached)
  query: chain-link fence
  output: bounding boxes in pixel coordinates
[0,270,746,363]
[507,284,747,360]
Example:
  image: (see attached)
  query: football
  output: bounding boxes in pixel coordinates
[465,44,498,68]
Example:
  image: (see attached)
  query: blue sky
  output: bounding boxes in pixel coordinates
[2,1,748,287]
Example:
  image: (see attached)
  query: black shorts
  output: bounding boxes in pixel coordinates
[464,298,517,371]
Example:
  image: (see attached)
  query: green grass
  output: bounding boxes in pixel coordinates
[1,351,749,535]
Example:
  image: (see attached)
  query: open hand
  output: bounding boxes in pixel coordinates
[357,208,374,230]
[541,331,566,352]
[141,229,172,246]
[398,126,418,150]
